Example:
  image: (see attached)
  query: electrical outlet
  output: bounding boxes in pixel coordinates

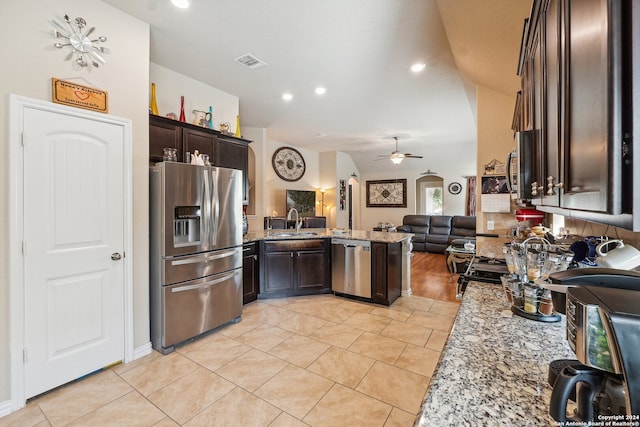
[487,220,495,231]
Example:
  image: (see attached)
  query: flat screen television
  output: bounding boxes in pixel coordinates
[286,190,316,218]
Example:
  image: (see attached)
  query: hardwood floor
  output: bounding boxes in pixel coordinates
[410,252,461,303]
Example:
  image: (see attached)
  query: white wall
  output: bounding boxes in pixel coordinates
[0,0,149,405]
[149,63,238,131]
[335,152,360,229]
[243,134,357,231]
[358,146,475,231]
[265,140,321,218]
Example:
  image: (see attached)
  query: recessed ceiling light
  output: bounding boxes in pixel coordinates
[315,87,326,95]
[411,63,426,73]
[282,93,293,101]
[170,0,190,9]
[316,132,327,137]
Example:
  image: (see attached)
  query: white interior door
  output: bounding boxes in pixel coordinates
[22,106,125,398]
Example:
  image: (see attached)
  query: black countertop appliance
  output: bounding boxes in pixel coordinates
[549,285,640,422]
[547,268,640,314]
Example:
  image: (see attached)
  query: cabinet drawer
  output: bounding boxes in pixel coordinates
[264,239,324,252]
[243,242,257,256]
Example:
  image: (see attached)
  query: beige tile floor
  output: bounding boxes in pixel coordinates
[1,294,459,427]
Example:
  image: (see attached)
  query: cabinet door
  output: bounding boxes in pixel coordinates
[262,252,294,293]
[371,242,402,306]
[561,0,623,213]
[385,243,402,305]
[371,242,387,304]
[149,115,182,163]
[541,0,561,206]
[295,250,328,291]
[183,127,216,161]
[216,136,249,203]
[529,24,545,205]
[242,243,258,304]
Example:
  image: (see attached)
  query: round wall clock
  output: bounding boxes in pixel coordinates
[52,14,109,68]
[272,147,306,181]
[448,182,462,195]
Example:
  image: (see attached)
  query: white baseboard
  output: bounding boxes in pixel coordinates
[402,289,413,296]
[133,342,152,360]
[0,344,154,419]
[0,400,16,418]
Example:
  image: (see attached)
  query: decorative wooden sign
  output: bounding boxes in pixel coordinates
[51,78,108,113]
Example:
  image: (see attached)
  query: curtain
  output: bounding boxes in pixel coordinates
[466,176,477,216]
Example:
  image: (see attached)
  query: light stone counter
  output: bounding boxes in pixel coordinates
[243,228,413,244]
[415,281,575,426]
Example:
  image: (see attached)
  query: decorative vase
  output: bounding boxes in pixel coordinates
[150,83,159,115]
[179,96,186,122]
[235,115,241,137]
[208,106,214,129]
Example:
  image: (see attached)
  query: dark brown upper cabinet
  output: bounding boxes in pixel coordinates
[515,0,639,230]
[149,114,251,204]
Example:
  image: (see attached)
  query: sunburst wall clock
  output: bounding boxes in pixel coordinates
[51,14,109,68]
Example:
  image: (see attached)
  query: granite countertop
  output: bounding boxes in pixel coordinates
[416,281,575,426]
[243,229,413,244]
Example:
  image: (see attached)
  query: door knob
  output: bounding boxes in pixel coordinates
[111,252,122,261]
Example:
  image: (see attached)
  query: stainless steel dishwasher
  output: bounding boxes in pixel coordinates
[331,238,371,298]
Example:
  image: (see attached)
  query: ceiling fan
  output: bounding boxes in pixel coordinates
[421,169,438,175]
[376,136,423,165]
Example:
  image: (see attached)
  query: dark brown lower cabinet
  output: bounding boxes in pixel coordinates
[259,239,331,298]
[371,241,402,306]
[242,242,259,304]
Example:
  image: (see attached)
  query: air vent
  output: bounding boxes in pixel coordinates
[234,53,267,70]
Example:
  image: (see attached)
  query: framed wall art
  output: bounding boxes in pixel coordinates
[366,179,407,208]
[339,179,347,210]
[481,175,509,194]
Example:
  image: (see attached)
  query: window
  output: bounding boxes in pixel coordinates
[425,186,443,214]
[416,176,444,215]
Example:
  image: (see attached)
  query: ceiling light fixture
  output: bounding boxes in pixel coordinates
[315,87,326,95]
[170,0,190,9]
[411,63,426,73]
[282,93,293,101]
[390,156,403,165]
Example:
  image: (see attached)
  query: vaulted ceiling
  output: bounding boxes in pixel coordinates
[103,0,531,173]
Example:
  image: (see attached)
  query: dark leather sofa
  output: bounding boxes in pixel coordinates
[396,215,476,253]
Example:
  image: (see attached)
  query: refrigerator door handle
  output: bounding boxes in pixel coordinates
[211,168,220,246]
[170,270,240,293]
[202,167,211,250]
[169,248,239,266]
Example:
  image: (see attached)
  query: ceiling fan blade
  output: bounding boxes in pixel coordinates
[405,154,423,159]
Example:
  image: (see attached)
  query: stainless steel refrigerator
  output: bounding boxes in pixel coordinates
[150,162,243,354]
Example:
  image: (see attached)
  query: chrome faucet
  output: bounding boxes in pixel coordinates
[287,208,303,233]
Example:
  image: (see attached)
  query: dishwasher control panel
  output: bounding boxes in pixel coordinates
[331,238,371,249]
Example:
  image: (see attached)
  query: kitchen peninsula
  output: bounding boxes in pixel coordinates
[416,281,574,425]
[243,229,413,305]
